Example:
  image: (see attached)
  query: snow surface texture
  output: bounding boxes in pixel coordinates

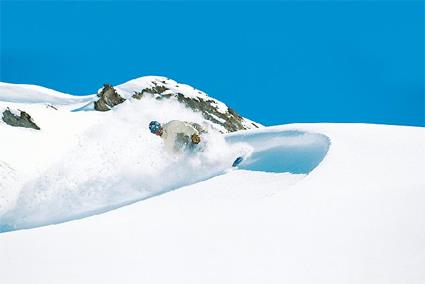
[0,77,262,231]
[0,97,328,231]
[1,79,425,283]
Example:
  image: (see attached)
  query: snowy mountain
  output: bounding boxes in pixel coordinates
[0,76,260,229]
[0,77,259,133]
[0,77,424,283]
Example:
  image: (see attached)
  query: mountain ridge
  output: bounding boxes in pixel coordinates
[0,76,261,133]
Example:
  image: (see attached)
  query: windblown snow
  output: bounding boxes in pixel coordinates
[0,77,424,284]
[0,77,265,230]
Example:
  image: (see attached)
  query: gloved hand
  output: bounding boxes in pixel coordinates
[191,134,201,144]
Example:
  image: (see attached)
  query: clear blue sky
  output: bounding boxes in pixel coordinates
[1,1,423,126]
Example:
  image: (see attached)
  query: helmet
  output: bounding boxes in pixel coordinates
[149,121,162,134]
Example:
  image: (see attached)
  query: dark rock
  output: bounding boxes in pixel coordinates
[144,85,168,95]
[132,92,144,100]
[132,85,169,100]
[94,84,126,111]
[174,93,246,133]
[101,78,254,133]
[228,108,243,121]
[2,108,41,130]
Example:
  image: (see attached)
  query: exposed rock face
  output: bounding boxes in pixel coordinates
[92,77,260,133]
[130,79,256,133]
[131,81,169,100]
[1,108,40,130]
[174,93,245,132]
[94,84,126,111]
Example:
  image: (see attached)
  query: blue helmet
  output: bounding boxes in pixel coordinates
[149,121,162,134]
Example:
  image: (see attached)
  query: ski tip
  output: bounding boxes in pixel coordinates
[232,156,244,167]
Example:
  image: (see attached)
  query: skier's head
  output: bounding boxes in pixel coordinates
[149,121,163,136]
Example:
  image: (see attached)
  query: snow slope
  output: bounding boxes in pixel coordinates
[0,82,94,105]
[0,78,424,283]
[0,77,260,229]
[0,123,424,284]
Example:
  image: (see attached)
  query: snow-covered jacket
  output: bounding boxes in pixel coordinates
[161,120,200,153]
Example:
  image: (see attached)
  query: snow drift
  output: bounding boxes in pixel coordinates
[0,123,424,284]
[0,77,424,284]
[0,77,329,231]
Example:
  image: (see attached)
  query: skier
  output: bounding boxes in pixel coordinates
[149,120,204,153]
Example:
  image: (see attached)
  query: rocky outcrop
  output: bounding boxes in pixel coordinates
[130,79,256,133]
[93,77,260,133]
[94,84,126,111]
[131,81,170,100]
[174,93,246,132]
[1,108,40,130]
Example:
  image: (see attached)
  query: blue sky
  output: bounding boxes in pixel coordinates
[1,1,423,126]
